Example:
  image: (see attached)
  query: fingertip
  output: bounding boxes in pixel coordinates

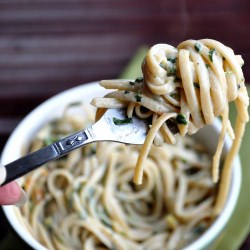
[0,181,26,206]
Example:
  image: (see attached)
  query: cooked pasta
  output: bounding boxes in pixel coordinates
[15,39,248,250]
[17,103,217,250]
[91,39,249,214]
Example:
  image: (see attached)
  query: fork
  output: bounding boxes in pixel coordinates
[0,108,149,186]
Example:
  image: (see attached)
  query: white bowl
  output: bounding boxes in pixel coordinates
[1,82,241,250]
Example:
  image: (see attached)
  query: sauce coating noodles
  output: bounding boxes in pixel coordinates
[18,104,217,250]
[16,39,249,250]
[92,39,249,214]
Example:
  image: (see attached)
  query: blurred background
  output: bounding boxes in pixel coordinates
[0,0,249,248]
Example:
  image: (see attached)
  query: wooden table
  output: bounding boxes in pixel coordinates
[0,0,249,249]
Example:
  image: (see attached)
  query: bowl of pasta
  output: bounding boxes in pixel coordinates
[1,81,242,250]
[2,35,249,250]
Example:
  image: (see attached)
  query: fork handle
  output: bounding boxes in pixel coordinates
[1,129,94,186]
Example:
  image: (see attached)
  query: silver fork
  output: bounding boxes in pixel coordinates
[0,109,149,186]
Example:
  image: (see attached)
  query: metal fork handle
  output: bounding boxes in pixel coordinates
[0,108,148,186]
[1,128,95,186]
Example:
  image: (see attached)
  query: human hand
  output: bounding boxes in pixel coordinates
[0,163,26,206]
[0,181,26,206]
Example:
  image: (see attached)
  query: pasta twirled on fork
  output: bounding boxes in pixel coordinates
[92,39,249,214]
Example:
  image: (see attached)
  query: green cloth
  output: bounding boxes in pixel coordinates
[120,47,250,250]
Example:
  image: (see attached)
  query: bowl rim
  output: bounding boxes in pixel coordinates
[1,82,242,250]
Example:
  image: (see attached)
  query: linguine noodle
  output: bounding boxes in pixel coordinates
[18,103,217,250]
[16,39,249,250]
[92,39,249,215]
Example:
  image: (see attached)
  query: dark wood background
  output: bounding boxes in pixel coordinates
[0,0,249,248]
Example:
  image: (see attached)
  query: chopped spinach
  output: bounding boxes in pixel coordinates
[194,42,202,52]
[129,77,143,85]
[167,57,176,63]
[113,117,133,125]
[176,114,188,125]
[135,77,143,83]
[167,65,177,76]
[208,48,216,62]
[135,93,142,102]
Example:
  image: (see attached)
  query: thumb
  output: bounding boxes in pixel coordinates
[0,181,27,206]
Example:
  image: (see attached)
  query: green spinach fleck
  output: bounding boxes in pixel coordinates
[176,114,188,125]
[167,66,177,76]
[135,93,142,102]
[167,57,176,63]
[113,117,133,125]
[194,42,202,52]
[208,48,216,62]
[135,77,143,83]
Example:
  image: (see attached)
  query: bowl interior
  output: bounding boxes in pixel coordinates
[1,82,241,250]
